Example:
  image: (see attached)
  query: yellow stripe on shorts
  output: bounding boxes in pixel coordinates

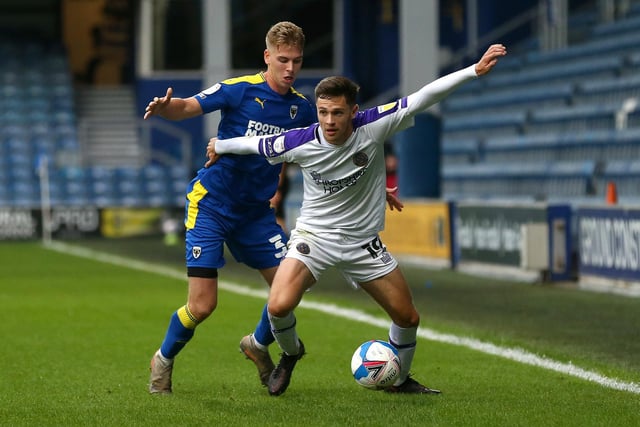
[185,180,208,230]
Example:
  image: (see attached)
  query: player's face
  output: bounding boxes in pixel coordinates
[264,44,303,95]
[316,96,358,145]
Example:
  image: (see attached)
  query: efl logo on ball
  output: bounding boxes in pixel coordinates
[350,340,401,390]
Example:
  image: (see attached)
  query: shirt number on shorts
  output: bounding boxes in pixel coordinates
[361,236,387,259]
[269,234,288,259]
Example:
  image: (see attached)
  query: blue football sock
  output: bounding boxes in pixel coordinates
[252,303,275,347]
[160,305,198,359]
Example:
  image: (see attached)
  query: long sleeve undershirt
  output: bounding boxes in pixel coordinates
[215,63,478,155]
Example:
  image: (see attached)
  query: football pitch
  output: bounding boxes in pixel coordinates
[1,238,639,426]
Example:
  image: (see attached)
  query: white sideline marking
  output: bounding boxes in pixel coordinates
[46,241,640,395]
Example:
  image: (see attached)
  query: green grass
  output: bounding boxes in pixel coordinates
[1,240,640,426]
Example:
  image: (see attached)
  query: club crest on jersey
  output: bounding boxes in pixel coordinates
[290,105,298,119]
[192,246,202,259]
[296,242,310,255]
[353,151,369,167]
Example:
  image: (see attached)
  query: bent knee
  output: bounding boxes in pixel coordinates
[188,300,217,321]
[394,310,420,328]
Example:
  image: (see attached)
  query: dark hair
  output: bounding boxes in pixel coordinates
[314,76,360,106]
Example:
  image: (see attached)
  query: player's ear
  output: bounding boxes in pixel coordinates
[263,49,270,65]
[351,104,359,118]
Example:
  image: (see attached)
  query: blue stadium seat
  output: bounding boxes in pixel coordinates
[443,110,526,138]
[598,159,640,200]
[525,32,640,65]
[483,134,558,163]
[485,55,622,88]
[591,14,640,38]
[443,82,573,113]
[441,138,479,165]
[576,74,640,104]
[528,104,618,133]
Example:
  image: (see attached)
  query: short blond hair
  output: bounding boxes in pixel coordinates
[265,21,305,51]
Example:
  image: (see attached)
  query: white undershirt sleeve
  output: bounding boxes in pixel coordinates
[214,136,262,155]
[406,64,478,114]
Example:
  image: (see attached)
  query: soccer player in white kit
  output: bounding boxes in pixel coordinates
[208,44,507,396]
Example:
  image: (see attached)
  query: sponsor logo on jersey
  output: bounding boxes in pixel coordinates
[254,97,266,108]
[311,168,367,194]
[192,246,202,259]
[246,120,287,136]
[290,105,298,119]
[377,101,398,114]
[353,151,369,167]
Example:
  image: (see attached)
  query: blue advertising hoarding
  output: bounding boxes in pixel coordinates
[578,206,640,281]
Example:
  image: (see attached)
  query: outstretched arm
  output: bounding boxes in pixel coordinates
[143,87,203,120]
[406,44,506,114]
[205,135,263,167]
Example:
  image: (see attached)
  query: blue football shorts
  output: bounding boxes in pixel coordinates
[184,180,288,270]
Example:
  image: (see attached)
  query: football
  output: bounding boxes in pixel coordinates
[350,340,401,390]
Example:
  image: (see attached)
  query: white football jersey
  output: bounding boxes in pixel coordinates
[215,64,478,238]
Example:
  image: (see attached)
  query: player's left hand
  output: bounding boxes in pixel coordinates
[386,187,404,212]
[205,138,220,167]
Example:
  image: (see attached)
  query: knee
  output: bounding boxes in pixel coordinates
[394,309,420,329]
[267,299,293,318]
[188,299,217,321]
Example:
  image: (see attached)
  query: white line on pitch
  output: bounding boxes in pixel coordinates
[45,241,640,395]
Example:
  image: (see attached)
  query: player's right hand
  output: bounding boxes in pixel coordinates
[143,87,173,120]
[204,137,220,167]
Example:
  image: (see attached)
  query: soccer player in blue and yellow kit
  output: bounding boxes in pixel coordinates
[144,21,316,394]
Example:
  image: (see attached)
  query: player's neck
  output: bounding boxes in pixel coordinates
[262,71,290,96]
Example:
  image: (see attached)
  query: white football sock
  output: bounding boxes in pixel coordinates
[268,311,301,356]
[389,323,417,385]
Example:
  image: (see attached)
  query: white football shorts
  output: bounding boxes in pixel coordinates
[286,228,399,284]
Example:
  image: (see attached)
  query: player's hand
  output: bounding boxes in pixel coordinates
[386,187,404,212]
[270,191,283,209]
[475,44,507,76]
[144,87,173,120]
[205,137,220,167]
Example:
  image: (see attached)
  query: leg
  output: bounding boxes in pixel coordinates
[227,208,289,386]
[360,267,440,394]
[266,257,315,396]
[268,258,314,353]
[254,265,279,346]
[150,180,225,394]
[238,265,278,387]
[149,275,217,394]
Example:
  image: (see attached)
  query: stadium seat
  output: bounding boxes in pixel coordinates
[528,104,618,133]
[443,82,573,114]
[591,14,640,38]
[441,138,479,165]
[484,55,622,88]
[576,74,640,104]
[443,110,526,139]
